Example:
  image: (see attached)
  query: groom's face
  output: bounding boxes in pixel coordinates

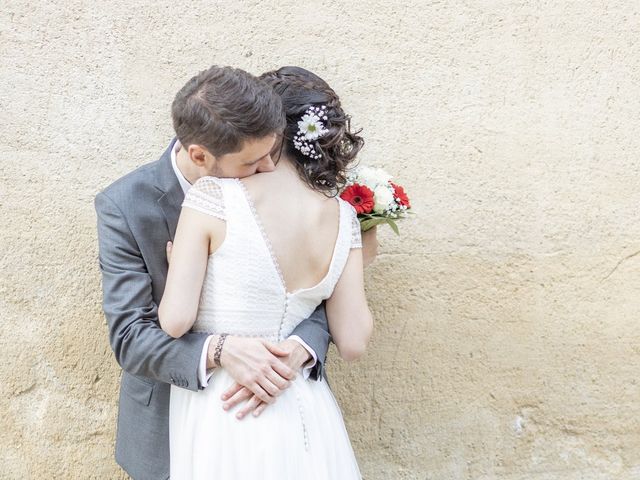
[207,134,281,178]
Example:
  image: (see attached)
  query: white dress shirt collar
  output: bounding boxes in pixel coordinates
[170,139,192,195]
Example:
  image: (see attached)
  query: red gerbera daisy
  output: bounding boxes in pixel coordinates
[391,182,411,208]
[340,184,375,214]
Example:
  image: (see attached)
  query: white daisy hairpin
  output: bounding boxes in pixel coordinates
[293,105,329,160]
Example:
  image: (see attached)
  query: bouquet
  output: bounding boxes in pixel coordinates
[340,166,412,234]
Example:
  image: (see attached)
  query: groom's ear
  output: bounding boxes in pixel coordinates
[187,144,213,167]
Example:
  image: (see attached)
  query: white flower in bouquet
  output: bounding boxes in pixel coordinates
[373,185,395,214]
[354,166,392,190]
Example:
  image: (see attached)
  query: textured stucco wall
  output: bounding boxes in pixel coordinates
[2,1,640,478]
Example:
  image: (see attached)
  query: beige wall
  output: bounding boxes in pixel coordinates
[2,1,639,478]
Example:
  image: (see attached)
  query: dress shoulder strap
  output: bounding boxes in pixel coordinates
[181,176,226,221]
[346,203,362,249]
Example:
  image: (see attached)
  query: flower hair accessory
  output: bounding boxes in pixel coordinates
[293,105,329,160]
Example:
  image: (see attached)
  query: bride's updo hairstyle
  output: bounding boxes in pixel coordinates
[260,66,364,195]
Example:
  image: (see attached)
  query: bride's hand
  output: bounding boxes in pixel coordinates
[361,226,378,268]
[222,338,309,419]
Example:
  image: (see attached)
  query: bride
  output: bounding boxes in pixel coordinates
[158,66,373,479]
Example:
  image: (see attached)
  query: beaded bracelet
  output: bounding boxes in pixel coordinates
[213,333,228,367]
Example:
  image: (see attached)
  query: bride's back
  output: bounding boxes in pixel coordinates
[240,158,340,293]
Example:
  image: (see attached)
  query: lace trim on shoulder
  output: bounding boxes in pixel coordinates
[349,204,362,249]
[182,176,225,221]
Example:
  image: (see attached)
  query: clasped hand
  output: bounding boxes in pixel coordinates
[212,336,310,420]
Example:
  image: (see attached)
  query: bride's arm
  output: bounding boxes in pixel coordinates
[325,247,374,361]
[159,207,224,338]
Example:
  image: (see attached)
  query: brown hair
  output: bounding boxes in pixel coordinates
[260,66,364,195]
[172,66,285,156]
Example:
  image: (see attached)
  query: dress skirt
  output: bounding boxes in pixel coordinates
[169,367,362,479]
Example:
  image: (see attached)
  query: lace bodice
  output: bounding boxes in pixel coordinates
[181,176,362,341]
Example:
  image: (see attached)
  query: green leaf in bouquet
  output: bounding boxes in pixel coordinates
[359,216,401,235]
[386,218,400,235]
[359,217,384,232]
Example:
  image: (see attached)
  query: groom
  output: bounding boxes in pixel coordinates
[96,66,336,479]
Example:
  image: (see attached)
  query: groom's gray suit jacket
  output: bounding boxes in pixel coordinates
[95,139,331,480]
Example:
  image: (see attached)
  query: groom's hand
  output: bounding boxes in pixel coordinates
[221,338,311,419]
[213,336,297,410]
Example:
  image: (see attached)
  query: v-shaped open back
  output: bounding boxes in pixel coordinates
[236,178,342,296]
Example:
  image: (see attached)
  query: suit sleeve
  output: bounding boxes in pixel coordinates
[95,191,209,391]
[289,302,331,381]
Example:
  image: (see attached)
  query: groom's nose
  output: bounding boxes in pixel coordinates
[256,155,276,173]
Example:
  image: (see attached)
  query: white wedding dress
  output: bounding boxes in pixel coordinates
[169,176,363,479]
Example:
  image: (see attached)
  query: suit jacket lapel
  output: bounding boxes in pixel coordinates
[158,186,183,240]
[154,138,185,241]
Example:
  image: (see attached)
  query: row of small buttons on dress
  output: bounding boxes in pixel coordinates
[278,294,309,451]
